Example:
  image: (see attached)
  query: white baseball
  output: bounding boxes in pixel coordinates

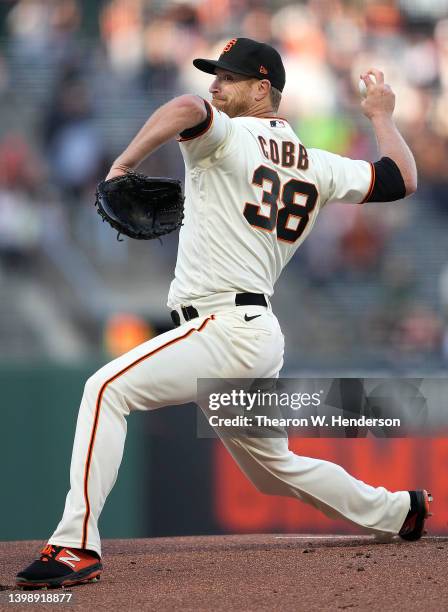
[359,74,377,98]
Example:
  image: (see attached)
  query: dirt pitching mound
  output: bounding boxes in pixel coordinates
[2,535,447,610]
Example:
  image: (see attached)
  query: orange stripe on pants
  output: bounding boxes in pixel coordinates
[81,315,214,548]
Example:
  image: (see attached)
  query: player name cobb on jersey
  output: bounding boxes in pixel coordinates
[256,132,310,170]
[168,101,373,308]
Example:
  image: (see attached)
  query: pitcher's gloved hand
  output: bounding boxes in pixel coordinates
[95,172,184,240]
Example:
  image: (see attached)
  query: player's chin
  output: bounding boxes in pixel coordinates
[211,98,237,117]
[211,98,226,111]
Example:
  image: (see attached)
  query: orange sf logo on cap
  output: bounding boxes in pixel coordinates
[222,38,237,53]
[259,65,268,74]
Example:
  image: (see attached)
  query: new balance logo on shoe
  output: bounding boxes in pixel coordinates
[56,549,81,569]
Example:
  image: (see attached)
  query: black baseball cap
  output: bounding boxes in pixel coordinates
[193,37,286,92]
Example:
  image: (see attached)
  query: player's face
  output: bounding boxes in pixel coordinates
[209,69,257,117]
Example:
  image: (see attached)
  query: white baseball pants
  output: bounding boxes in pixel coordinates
[48,301,410,557]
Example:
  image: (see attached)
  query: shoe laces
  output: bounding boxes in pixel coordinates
[40,545,56,561]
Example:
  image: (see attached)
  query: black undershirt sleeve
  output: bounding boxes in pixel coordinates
[178,99,212,140]
[365,156,406,202]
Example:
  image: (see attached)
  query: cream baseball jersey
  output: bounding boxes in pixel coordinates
[167,101,374,308]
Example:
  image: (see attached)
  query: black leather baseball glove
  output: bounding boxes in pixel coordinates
[95,172,184,240]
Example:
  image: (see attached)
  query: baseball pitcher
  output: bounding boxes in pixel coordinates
[17,38,430,589]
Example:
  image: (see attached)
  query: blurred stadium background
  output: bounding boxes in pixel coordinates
[1,0,447,542]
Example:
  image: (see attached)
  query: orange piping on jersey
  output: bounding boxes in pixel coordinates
[359,162,375,204]
[81,315,215,549]
[177,102,214,142]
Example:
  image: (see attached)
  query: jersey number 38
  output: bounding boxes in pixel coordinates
[244,165,318,243]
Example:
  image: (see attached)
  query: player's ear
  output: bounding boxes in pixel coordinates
[254,79,271,102]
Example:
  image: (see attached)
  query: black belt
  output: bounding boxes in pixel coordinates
[171,293,267,327]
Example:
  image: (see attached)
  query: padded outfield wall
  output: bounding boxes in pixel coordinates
[1,364,446,542]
